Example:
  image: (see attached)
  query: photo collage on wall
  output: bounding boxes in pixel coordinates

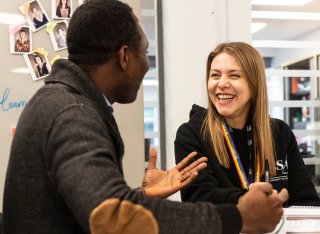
[9,0,85,81]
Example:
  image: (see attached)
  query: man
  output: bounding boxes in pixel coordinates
[3,0,288,233]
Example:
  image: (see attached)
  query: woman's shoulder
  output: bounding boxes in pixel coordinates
[177,104,206,132]
[270,118,294,139]
[189,104,207,121]
[271,118,290,129]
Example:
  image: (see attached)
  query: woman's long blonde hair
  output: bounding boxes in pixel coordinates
[202,42,276,176]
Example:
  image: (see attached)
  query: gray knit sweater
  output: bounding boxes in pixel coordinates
[3,59,241,234]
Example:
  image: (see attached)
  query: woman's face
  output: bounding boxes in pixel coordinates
[58,28,64,36]
[207,52,252,128]
[35,56,42,64]
[19,31,26,40]
[32,7,41,16]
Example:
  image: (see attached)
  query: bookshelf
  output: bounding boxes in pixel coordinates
[267,55,320,193]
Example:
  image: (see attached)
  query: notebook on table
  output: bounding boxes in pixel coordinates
[269,206,320,233]
[284,206,320,219]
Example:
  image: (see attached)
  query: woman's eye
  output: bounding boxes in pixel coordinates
[230,74,240,79]
[210,74,220,79]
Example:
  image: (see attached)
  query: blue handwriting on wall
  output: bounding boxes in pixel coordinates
[0,88,28,112]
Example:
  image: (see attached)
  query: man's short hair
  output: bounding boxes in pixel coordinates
[67,0,141,68]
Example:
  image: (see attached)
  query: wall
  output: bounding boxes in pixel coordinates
[0,0,145,211]
[117,0,145,190]
[0,0,60,211]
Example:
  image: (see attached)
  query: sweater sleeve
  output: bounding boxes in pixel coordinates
[175,122,246,205]
[47,104,242,234]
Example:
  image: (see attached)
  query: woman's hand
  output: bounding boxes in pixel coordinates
[141,147,207,198]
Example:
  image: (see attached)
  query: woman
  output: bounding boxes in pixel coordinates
[175,42,320,207]
[56,27,67,48]
[30,5,48,29]
[34,55,49,78]
[14,29,30,52]
[56,0,71,18]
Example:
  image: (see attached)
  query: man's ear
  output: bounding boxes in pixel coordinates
[118,45,129,70]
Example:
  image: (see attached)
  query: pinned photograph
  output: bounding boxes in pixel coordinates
[19,0,50,32]
[48,20,68,51]
[23,51,51,81]
[52,0,72,19]
[9,25,32,54]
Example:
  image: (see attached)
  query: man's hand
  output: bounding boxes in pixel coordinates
[141,147,207,198]
[237,182,289,234]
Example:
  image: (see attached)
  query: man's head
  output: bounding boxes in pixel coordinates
[67,0,149,104]
[67,0,141,69]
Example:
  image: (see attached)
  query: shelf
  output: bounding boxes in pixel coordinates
[293,129,320,137]
[304,157,320,165]
[266,69,320,77]
[253,40,320,48]
[269,100,320,107]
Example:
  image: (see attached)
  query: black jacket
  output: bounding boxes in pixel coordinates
[175,104,320,207]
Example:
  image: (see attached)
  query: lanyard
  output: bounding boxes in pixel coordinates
[222,122,260,190]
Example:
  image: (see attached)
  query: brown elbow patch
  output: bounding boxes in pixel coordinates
[89,198,159,234]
